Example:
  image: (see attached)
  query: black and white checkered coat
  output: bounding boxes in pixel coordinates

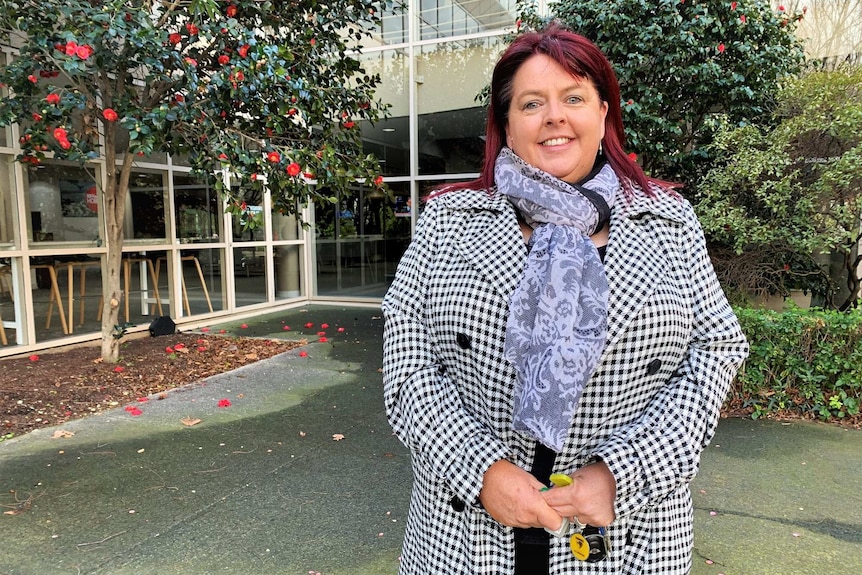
[382,184,749,575]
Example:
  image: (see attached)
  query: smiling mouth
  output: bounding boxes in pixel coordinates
[541,137,572,146]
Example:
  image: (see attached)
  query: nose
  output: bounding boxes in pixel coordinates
[544,101,566,125]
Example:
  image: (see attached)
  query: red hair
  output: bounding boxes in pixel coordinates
[439,23,665,196]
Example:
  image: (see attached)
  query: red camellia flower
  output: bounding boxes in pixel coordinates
[287,162,301,176]
[717,43,726,53]
[319,337,328,343]
[267,151,281,163]
[299,351,308,357]
[46,93,60,105]
[185,23,199,35]
[53,127,68,141]
[29,354,39,361]
[59,139,71,150]
[343,121,356,129]
[165,346,175,353]
[218,398,232,408]
[305,322,314,328]
[169,33,181,45]
[218,54,230,65]
[103,108,118,122]
[114,366,125,373]
[321,323,330,329]
[32,113,42,121]
[240,323,248,329]
[175,93,185,103]
[65,41,78,56]
[126,406,143,416]
[218,153,228,160]
[27,74,37,84]
[76,45,93,60]
[740,15,747,23]
[778,4,785,11]
[628,152,638,162]
[226,4,237,17]
[310,38,316,46]
[337,327,345,333]
[374,175,384,186]
[731,1,737,9]
[238,44,250,58]
[184,58,197,67]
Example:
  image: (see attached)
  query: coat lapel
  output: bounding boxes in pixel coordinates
[604,190,686,348]
[444,190,526,301]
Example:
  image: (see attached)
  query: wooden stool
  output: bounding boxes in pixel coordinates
[33,263,69,335]
[0,304,7,345]
[55,260,101,333]
[122,257,163,322]
[155,255,213,316]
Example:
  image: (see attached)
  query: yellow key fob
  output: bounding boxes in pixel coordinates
[549,473,573,487]
[570,533,590,560]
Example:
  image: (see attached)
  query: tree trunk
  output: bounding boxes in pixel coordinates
[99,124,134,362]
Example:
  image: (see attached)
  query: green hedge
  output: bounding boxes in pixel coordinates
[731,307,862,421]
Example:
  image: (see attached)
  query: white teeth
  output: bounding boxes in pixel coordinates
[542,138,570,146]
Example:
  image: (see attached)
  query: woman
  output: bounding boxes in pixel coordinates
[382,23,748,574]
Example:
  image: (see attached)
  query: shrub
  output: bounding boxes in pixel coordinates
[730,307,862,422]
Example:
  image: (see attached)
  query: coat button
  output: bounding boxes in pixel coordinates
[647,359,662,375]
[456,333,472,349]
[450,496,465,512]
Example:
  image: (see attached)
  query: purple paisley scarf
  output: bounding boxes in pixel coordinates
[496,147,618,452]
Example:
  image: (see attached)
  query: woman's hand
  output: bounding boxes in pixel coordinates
[479,459,565,531]
[541,461,617,526]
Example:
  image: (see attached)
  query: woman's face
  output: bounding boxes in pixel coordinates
[505,54,608,183]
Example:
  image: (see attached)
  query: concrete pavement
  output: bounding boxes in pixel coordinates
[1,304,860,574]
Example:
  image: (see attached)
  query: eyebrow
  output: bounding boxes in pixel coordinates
[514,82,591,100]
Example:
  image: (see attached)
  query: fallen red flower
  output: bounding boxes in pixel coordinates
[218,398,232,408]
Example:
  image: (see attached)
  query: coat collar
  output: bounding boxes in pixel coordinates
[438,186,687,348]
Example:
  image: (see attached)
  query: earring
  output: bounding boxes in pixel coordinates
[598,140,604,156]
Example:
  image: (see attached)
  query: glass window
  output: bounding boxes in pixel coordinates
[30,252,104,344]
[233,246,267,306]
[125,171,167,241]
[230,188,266,242]
[275,244,304,300]
[23,162,101,246]
[174,173,223,243]
[0,154,17,248]
[157,248,225,317]
[314,181,410,297]
[418,0,517,40]
[0,257,22,348]
[416,37,503,175]
[355,5,408,47]
[359,49,410,177]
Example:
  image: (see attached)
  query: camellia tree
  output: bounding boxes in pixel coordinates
[696,67,862,309]
[0,0,391,361]
[519,0,807,189]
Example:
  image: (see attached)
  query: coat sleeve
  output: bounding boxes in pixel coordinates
[381,200,511,506]
[592,206,749,518]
